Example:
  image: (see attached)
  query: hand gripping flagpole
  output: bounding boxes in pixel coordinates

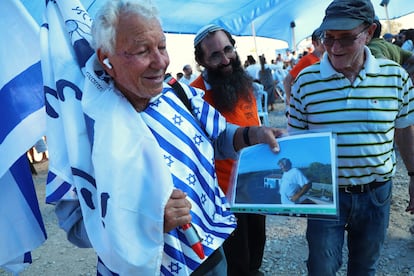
[181,223,205,259]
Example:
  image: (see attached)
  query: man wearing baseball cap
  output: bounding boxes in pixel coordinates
[288,0,414,275]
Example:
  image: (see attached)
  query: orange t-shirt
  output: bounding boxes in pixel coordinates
[289,52,320,79]
[191,76,260,194]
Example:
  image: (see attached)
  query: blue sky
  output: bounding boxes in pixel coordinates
[237,132,335,174]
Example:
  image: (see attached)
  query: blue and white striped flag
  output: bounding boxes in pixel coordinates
[41,0,236,274]
[41,0,94,205]
[0,0,47,273]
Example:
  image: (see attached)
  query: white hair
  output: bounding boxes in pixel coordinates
[91,0,159,55]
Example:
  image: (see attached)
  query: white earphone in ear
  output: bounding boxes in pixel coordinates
[103,58,112,69]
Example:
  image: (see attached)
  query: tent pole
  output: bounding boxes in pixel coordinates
[383,4,391,33]
[251,21,258,59]
[290,21,296,51]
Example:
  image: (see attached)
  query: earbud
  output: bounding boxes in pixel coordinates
[103,58,112,69]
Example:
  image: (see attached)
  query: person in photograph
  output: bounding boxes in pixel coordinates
[191,24,268,276]
[288,0,414,274]
[277,158,312,204]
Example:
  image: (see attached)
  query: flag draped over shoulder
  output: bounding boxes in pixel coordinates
[41,0,172,274]
[0,0,47,273]
[42,0,236,274]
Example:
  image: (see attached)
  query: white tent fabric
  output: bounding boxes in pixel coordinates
[22,0,414,48]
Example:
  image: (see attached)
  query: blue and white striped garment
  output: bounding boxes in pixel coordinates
[143,86,236,274]
[82,76,236,275]
[41,0,236,274]
[0,0,47,273]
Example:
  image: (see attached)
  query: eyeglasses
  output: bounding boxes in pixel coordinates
[208,45,236,65]
[321,26,369,47]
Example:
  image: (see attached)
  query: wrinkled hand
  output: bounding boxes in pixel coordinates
[164,189,192,233]
[252,126,286,152]
[406,176,414,214]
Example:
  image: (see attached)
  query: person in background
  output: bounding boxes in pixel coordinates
[258,54,277,111]
[179,64,197,85]
[175,71,183,81]
[28,137,48,163]
[245,54,261,81]
[367,17,414,80]
[191,24,270,276]
[288,0,414,274]
[283,49,294,70]
[382,33,394,43]
[55,1,284,275]
[274,53,284,68]
[401,29,414,53]
[393,29,406,47]
[283,28,325,108]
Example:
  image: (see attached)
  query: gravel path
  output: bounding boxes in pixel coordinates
[1,102,413,276]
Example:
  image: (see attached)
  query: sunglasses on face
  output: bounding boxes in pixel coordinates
[321,26,369,47]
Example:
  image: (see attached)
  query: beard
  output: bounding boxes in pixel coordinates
[205,55,253,113]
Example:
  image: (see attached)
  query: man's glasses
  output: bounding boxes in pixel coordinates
[208,45,236,65]
[321,26,369,47]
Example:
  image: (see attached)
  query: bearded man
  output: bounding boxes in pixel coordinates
[191,24,266,276]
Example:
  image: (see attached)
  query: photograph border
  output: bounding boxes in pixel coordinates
[228,132,338,219]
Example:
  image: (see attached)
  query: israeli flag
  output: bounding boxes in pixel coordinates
[0,0,47,273]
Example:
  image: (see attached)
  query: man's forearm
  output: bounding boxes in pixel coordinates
[395,125,414,172]
[283,74,293,106]
[292,183,312,202]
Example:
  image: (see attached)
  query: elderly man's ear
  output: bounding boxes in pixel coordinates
[97,49,114,75]
[366,23,377,43]
[103,58,112,69]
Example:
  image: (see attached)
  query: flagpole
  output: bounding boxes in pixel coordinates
[384,4,391,33]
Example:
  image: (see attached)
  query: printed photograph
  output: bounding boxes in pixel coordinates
[228,132,338,218]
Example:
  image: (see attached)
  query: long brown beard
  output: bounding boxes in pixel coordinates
[205,56,253,113]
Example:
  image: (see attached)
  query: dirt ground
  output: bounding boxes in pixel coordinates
[1,161,96,276]
[1,105,414,275]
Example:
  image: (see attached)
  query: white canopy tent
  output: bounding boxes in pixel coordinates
[22,0,414,49]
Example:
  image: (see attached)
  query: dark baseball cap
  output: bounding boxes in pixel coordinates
[319,0,375,31]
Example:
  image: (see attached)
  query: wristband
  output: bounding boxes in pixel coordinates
[243,127,251,146]
[408,172,414,176]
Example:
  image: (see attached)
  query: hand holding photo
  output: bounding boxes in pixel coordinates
[228,132,338,219]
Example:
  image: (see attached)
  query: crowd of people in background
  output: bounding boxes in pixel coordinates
[171,27,334,116]
[389,28,414,51]
[171,22,414,120]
